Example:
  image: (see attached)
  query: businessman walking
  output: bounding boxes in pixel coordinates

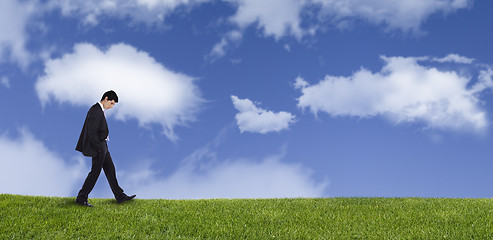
[75,90,135,207]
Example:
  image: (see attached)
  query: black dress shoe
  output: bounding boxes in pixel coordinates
[76,200,94,207]
[117,194,136,204]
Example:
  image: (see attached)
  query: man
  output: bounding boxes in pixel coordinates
[75,90,135,207]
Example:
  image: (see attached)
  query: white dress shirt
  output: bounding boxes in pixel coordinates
[97,102,109,141]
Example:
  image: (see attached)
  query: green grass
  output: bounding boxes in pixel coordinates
[1,194,493,239]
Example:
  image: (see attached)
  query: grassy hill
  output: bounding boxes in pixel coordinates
[1,194,493,239]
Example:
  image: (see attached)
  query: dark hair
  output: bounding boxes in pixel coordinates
[101,90,118,103]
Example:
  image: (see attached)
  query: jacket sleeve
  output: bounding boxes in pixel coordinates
[87,107,103,152]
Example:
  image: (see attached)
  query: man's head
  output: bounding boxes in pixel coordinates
[100,90,118,110]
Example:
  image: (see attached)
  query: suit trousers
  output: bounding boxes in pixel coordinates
[77,141,124,201]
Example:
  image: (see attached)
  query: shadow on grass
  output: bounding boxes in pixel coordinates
[60,198,79,208]
[100,199,120,205]
[59,197,90,208]
[57,197,137,208]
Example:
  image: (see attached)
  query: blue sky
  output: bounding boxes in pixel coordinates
[1,0,493,199]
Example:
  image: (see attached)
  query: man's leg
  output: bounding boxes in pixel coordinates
[102,151,124,199]
[77,152,105,202]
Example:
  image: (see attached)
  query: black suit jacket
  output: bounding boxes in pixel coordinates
[76,103,109,157]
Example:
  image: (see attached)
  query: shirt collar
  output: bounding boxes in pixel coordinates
[97,101,105,112]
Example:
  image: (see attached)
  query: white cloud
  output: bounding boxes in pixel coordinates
[48,0,211,26]
[471,68,493,94]
[0,128,86,197]
[296,55,493,131]
[1,77,10,88]
[121,137,327,199]
[208,0,304,60]
[0,0,37,69]
[49,0,470,38]
[314,0,471,34]
[284,44,291,52]
[432,53,475,64]
[209,0,470,60]
[208,30,243,61]
[231,95,296,134]
[1,0,215,68]
[2,0,472,66]
[125,156,327,199]
[35,43,203,141]
[229,0,305,40]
